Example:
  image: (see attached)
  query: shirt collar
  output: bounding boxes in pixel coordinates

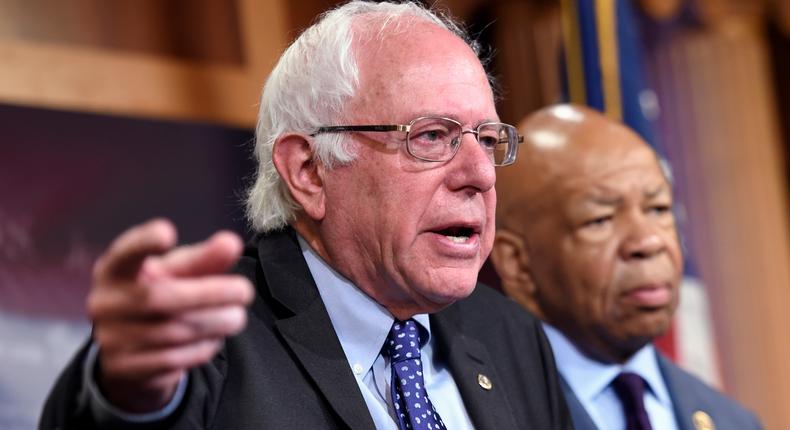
[623,340,673,408]
[542,323,673,408]
[297,235,431,375]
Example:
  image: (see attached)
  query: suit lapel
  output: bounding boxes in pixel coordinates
[559,375,599,430]
[431,301,519,430]
[257,230,376,430]
[657,353,699,430]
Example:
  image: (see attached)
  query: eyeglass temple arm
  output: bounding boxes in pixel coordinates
[499,135,524,144]
[311,124,408,137]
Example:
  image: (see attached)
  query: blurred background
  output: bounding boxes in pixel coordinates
[0,0,787,428]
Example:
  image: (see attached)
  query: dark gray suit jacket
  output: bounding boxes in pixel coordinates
[561,350,761,430]
[40,227,571,429]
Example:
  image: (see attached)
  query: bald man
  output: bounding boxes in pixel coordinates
[491,104,761,430]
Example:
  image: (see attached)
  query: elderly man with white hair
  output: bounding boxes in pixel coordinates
[40,2,571,429]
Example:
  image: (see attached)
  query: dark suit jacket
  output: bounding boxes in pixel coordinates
[40,228,571,429]
[561,350,762,430]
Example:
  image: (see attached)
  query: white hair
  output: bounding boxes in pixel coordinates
[245,0,483,232]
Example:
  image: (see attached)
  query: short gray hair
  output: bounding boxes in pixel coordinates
[245,1,484,232]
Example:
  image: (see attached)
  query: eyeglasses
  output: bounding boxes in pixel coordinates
[311,116,524,166]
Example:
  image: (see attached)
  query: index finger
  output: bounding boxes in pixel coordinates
[94,218,178,283]
[150,230,244,279]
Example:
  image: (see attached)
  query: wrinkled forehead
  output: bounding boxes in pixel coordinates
[520,138,664,203]
[348,20,494,121]
[551,144,670,202]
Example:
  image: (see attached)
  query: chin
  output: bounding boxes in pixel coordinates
[631,314,673,342]
[396,255,482,309]
[419,272,478,306]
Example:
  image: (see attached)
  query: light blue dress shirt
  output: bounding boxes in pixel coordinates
[84,234,476,428]
[298,236,474,430]
[543,323,678,430]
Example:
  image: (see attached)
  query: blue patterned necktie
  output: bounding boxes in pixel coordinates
[384,319,446,430]
[612,372,653,430]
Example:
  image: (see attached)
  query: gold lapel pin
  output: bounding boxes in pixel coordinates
[692,410,715,430]
[477,373,493,390]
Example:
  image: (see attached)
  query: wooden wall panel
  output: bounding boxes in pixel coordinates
[478,1,563,124]
[0,0,289,128]
[0,0,245,65]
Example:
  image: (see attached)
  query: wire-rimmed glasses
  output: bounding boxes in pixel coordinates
[312,116,524,166]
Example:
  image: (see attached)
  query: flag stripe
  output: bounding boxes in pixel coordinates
[560,0,587,104]
[575,0,604,109]
[594,0,623,120]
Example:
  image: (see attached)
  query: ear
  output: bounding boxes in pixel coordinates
[272,133,326,221]
[490,229,537,309]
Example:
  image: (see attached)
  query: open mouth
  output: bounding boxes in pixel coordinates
[435,226,476,243]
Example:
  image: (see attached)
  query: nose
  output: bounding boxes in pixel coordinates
[619,214,666,260]
[445,131,496,193]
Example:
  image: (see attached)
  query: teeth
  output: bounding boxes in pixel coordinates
[447,235,469,243]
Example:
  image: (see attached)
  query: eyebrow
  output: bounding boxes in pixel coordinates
[584,184,670,206]
[587,196,622,207]
[644,184,670,199]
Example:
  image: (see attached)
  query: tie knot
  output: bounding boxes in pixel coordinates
[612,372,647,399]
[385,319,422,363]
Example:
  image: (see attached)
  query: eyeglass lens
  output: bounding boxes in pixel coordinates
[407,117,516,165]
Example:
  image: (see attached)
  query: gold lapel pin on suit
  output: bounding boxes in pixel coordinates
[477,373,493,390]
[692,410,715,430]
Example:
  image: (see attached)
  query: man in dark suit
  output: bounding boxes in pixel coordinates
[491,104,761,430]
[40,2,571,429]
